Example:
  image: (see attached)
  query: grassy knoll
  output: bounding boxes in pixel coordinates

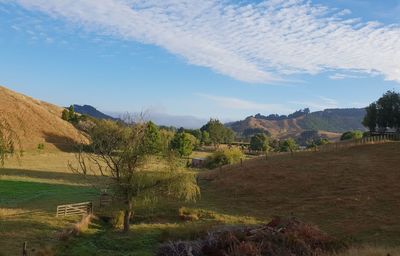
[1,143,400,255]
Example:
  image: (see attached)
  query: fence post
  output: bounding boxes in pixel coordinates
[22,242,28,256]
[240,158,243,166]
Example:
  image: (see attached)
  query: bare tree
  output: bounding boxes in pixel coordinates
[70,118,200,232]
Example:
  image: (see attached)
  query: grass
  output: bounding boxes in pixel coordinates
[0,153,99,255]
[201,142,400,246]
[2,143,400,255]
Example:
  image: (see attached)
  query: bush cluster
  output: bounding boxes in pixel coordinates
[157,217,346,256]
[205,148,244,169]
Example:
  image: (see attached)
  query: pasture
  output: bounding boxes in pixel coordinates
[1,144,400,255]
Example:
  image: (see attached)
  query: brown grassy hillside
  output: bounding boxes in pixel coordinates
[201,142,400,244]
[230,115,341,140]
[0,86,87,151]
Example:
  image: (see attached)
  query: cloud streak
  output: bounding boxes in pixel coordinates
[197,93,293,113]
[4,0,400,83]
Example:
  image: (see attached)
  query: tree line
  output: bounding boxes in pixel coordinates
[363,90,400,132]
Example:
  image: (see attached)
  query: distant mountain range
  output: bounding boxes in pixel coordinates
[74,104,367,138]
[226,108,367,140]
[73,105,117,120]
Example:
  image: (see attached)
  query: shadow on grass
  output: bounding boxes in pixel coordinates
[0,179,98,213]
[0,168,101,185]
[43,132,81,153]
[0,216,77,256]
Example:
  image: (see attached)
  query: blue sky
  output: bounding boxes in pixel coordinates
[0,0,399,121]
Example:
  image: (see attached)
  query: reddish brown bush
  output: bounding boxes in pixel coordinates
[157,217,346,256]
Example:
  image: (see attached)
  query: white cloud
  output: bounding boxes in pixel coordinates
[4,0,400,83]
[290,96,339,111]
[329,73,365,80]
[197,93,293,113]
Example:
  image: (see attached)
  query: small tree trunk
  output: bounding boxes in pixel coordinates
[123,199,132,233]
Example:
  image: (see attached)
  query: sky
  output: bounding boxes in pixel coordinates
[0,0,399,122]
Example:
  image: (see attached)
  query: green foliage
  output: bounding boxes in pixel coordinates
[201,131,211,146]
[170,132,197,157]
[249,134,269,152]
[205,148,244,169]
[363,103,377,132]
[143,121,162,154]
[306,138,329,149]
[72,119,200,232]
[299,108,366,133]
[363,91,400,132]
[280,138,299,153]
[160,129,175,152]
[62,105,80,123]
[242,128,270,138]
[200,119,235,146]
[37,143,45,151]
[340,131,363,141]
[61,109,70,121]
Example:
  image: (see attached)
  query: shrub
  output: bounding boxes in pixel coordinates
[205,148,244,169]
[112,210,125,229]
[37,143,45,151]
[340,131,363,141]
[158,217,346,256]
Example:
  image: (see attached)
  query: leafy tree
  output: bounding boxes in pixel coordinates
[249,134,269,152]
[143,121,162,154]
[362,103,377,132]
[280,138,298,153]
[201,131,211,146]
[200,119,235,146]
[364,91,400,132]
[376,91,400,130]
[159,129,175,152]
[170,132,196,157]
[70,119,199,232]
[340,131,363,141]
[62,105,80,123]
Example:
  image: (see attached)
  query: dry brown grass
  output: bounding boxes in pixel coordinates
[200,142,400,245]
[328,246,400,256]
[0,86,87,151]
[58,214,93,241]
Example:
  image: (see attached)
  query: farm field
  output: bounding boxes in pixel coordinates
[1,143,400,255]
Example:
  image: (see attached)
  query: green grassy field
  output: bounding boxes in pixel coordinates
[1,145,400,255]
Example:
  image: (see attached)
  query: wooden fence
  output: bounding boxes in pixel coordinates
[56,202,93,217]
[317,133,400,153]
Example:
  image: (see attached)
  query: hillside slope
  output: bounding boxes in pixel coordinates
[227,108,366,139]
[0,86,87,151]
[202,142,400,243]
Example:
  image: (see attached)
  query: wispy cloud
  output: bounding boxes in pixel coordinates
[329,73,365,80]
[290,96,339,111]
[197,93,293,113]
[4,0,400,83]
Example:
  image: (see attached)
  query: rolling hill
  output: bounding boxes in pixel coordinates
[0,86,87,151]
[226,108,366,141]
[201,142,400,244]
